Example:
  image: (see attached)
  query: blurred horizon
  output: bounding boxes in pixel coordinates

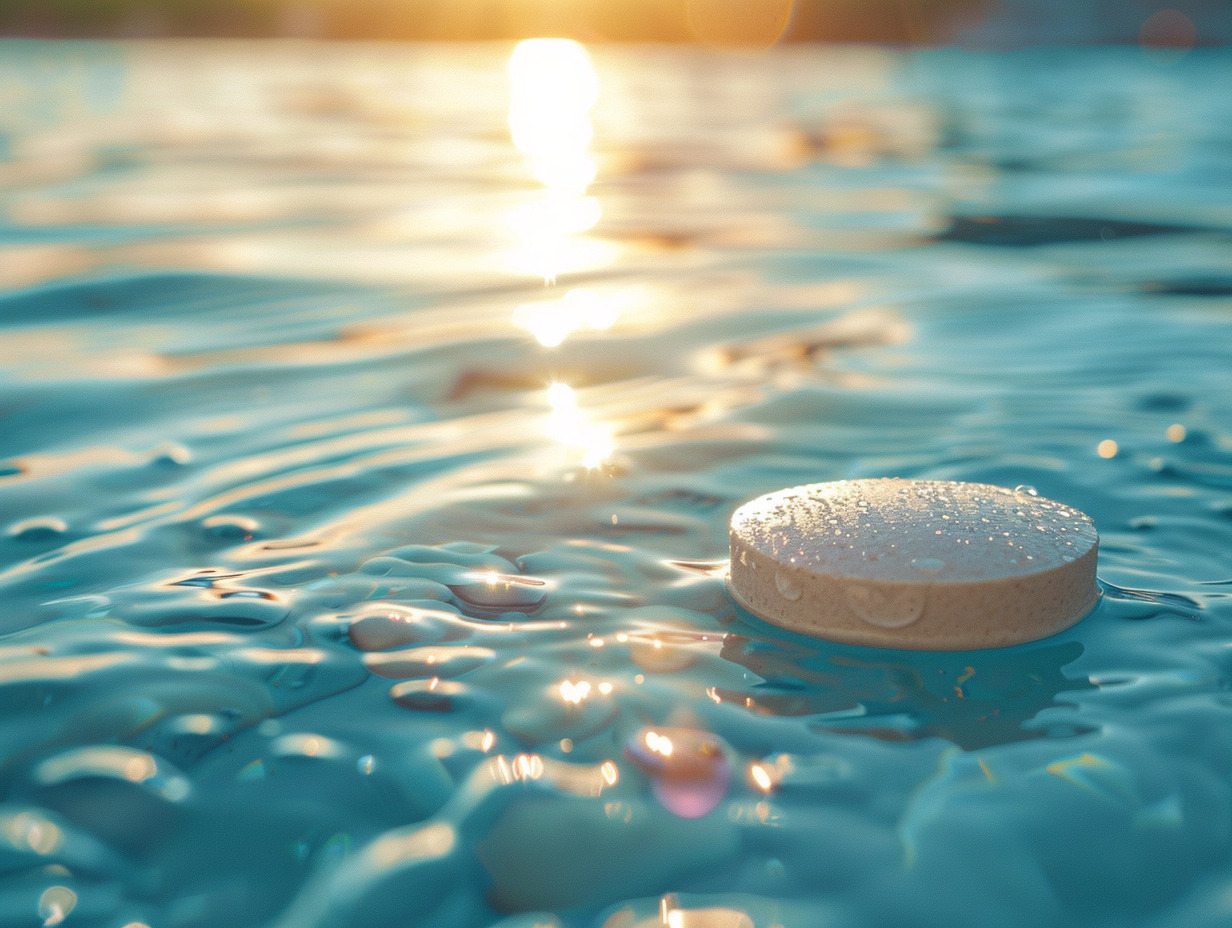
[1,0,1230,46]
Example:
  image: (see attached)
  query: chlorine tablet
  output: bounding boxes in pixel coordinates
[728,479,1099,650]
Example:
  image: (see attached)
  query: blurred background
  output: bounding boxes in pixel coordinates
[1,0,1230,46]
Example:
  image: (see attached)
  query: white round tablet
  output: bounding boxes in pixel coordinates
[728,479,1099,650]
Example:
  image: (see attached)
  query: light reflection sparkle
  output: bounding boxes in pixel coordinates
[601,760,619,785]
[545,381,614,469]
[750,763,774,792]
[512,285,632,347]
[559,679,592,704]
[505,38,606,283]
[644,730,674,758]
[508,38,598,193]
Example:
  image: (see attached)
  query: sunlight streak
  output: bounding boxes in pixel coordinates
[546,381,614,470]
[505,39,606,283]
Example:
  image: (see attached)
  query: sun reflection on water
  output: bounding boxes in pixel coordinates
[512,285,636,347]
[508,38,598,192]
[643,729,675,758]
[506,38,609,283]
[558,678,592,704]
[546,381,614,470]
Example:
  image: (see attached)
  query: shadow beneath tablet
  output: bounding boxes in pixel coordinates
[718,619,1094,750]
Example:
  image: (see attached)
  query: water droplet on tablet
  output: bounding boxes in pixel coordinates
[774,571,802,601]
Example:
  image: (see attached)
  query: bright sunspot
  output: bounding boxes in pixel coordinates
[505,38,609,283]
[546,381,614,470]
[508,38,599,191]
[512,285,631,347]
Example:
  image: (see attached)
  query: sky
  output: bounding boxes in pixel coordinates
[0,0,1229,44]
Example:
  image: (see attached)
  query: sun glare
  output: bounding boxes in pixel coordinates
[546,381,614,470]
[512,285,633,347]
[508,38,599,190]
[505,38,608,283]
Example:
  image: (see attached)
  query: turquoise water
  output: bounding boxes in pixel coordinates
[1,39,1231,928]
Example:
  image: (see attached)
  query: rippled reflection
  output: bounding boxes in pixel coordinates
[626,726,731,818]
[546,381,614,470]
[508,38,598,192]
[506,38,608,283]
[2,41,1231,928]
[719,633,1094,750]
[38,886,77,927]
[512,285,636,347]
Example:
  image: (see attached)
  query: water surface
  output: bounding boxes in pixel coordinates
[2,39,1232,928]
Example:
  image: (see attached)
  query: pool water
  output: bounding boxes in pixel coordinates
[1,39,1231,928]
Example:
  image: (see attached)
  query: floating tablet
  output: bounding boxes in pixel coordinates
[728,479,1098,650]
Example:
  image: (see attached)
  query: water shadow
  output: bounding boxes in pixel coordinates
[936,214,1218,247]
[719,618,1094,750]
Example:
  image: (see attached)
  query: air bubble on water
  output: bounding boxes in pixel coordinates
[1014,485,1039,497]
[774,571,802,601]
